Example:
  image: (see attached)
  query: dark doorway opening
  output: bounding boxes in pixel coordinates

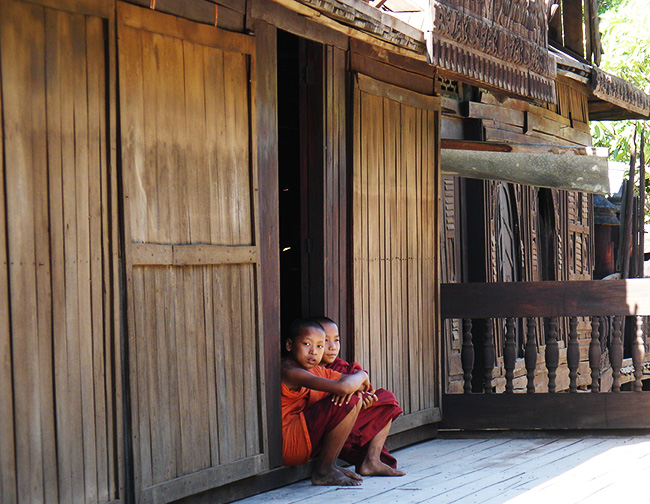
[277,30,325,343]
[538,188,557,281]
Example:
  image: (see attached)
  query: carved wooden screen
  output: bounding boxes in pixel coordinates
[441,175,463,392]
[117,3,266,502]
[566,191,594,280]
[0,0,121,501]
[352,74,441,429]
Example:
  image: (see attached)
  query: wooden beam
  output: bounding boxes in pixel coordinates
[130,243,258,265]
[441,393,650,430]
[441,148,609,193]
[440,278,650,319]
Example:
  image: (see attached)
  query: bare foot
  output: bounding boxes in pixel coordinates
[337,465,363,481]
[312,466,363,486]
[358,459,406,477]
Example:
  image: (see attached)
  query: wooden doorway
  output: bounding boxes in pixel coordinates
[277,31,325,334]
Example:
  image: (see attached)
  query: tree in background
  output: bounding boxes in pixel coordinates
[591,0,649,217]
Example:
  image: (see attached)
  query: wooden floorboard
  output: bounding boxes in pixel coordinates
[236,433,650,503]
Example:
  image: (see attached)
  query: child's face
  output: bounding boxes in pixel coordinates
[287,327,326,370]
[320,321,340,365]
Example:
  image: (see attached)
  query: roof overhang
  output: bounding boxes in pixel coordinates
[441,140,610,194]
[552,47,650,121]
[589,67,650,120]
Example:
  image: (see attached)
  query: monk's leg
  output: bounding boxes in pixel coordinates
[358,420,405,477]
[312,401,362,486]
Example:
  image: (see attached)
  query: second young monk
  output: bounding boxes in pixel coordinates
[315,316,405,477]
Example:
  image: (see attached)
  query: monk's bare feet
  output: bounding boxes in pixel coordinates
[358,459,406,477]
[337,465,363,481]
[312,466,363,486]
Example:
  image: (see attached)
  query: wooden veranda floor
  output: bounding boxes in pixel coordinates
[236,433,650,503]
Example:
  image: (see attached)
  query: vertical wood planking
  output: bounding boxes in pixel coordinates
[0,7,17,499]
[2,3,48,499]
[2,3,116,500]
[352,76,440,417]
[86,15,109,500]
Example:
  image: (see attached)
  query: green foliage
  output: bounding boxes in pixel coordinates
[598,0,624,15]
[590,0,650,213]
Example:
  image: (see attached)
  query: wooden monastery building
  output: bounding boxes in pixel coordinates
[1,0,650,502]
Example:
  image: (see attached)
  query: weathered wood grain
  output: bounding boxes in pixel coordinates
[118,4,265,500]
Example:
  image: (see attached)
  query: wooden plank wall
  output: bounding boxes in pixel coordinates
[471,81,592,147]
[0,0,121,501]
[117,4,266,501]
[352,74,441,424]
[323,46,349,341]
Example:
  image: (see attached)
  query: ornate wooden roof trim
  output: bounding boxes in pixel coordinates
[294,0,428,53]
[427,34,557,103]
[427,0,557,103]
[591,67,650,119]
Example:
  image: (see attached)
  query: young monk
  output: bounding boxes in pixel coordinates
[281,318,370,486]
[315,316,405,477]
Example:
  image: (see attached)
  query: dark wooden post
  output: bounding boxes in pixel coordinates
[589,316,601,392]
[568,317,580,392]
[545,317,559,392]
[632,316,645,391]
[504,318,516,393]
[639,131,645,278]
[619,135,636,278]
[525,318,537,393]
[461,318,474,394]
[484,319,495,393]
[610,316,624,392]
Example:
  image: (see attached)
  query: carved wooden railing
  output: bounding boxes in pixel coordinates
[441,279,650,395]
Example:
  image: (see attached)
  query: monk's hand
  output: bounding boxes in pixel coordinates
[331,393,353,406]
[360,390,378,409]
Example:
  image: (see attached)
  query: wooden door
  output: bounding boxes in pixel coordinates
[0,0,121,502]
[352,74,441,433]
[117,3,266,502]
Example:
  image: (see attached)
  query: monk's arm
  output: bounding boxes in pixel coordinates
[282,366,370,395]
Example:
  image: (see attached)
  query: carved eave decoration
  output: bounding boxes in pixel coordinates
[427,0,557,103]
[589,67,650,121]
[290,0,428,53]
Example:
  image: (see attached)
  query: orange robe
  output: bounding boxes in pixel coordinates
[281,365,343,465]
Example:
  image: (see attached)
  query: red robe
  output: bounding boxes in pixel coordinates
[327,357,402,470]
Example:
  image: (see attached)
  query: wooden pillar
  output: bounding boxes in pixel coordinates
[563,0,584,57]
[568,317,580,392]
[589,316,601,392]
[545,318,559,393]
[525,318,537,393]
[484,320,495,393]
[461,318,474,394]
[610,316,624,392]
[632,316,646,392]
[504,318,516,393]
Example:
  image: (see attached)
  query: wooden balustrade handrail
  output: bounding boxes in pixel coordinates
[441,279,650,319]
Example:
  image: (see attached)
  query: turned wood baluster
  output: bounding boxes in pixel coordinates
[545,317,559,393]
[484,319,495,394]
[567,317,580,393]
[504,318,516,393]
[610,316,623,392]
[461,318,474,394]
[525,318,537,393]
[589,316,601,392]
[632,316,645,392]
